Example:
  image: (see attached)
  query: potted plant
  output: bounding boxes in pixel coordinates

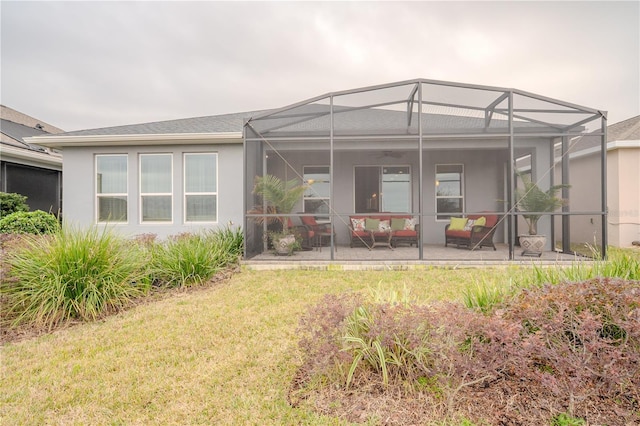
[514,172,569,256]
[251,174,307,255]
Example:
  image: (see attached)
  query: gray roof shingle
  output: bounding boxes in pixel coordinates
[59,110,270,137]
[1,119,52,152]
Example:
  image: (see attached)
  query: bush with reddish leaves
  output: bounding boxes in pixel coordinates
[294,278,640,424]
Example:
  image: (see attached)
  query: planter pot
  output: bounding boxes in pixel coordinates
[519,234,546,257]
[274,234,297,256]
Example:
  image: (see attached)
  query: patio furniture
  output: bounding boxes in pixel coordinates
[286,217,315,249]
[348,214,418,248]
[444,213,499,250]
[311,231,334,251]
[299,215,335,248]
[369,229,394,250]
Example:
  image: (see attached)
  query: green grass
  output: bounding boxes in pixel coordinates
[149,228,243,287]
[3,248,638,425]
[1,268,498,425]
[1,226,149,328]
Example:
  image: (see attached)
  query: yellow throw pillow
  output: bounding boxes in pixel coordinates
[449,217,468,231]
[475,216,486,227]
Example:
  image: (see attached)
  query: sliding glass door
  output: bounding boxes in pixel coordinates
[354,166,410,213]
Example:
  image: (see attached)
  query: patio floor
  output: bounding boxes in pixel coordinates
[243,243,591,270]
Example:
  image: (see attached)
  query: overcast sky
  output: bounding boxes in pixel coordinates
[2,1,638,132]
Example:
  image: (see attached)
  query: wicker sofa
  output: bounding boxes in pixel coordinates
[348,214,419,248]
[444,213,499,250]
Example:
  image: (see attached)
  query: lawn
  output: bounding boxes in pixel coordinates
[1,268,512,425]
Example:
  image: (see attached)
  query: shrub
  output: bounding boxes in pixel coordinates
[149,227,242,287]
[296,278,640,424]
[0,210,59,234]
[1,226,150,328]
[501,278,640,416]
[0,192,29,217]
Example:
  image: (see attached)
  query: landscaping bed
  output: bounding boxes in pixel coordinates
[2,224,639,424]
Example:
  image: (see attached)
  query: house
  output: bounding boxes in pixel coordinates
[553,115,639,248]
[29,79,608,261]
[1,105,63,214]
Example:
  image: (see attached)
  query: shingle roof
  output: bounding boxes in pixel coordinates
[556,115,640,155]
[59,110,271,137]
[608,115,640,141]
[1,118,53,152]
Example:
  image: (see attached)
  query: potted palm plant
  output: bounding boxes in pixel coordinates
[515,172,569,256]
[251,174,307,255]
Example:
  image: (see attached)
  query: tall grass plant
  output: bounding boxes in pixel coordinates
[148,227,243,287]
[2,226,149,328]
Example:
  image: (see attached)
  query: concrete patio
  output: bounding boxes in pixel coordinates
[243,243,590,270]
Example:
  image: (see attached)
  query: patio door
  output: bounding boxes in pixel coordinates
[354,166,410,213]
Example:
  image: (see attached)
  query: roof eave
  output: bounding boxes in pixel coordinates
[1,144,63,167]
[25,132,243,149]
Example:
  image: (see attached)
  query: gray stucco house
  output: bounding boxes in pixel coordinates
[29,79,608,262]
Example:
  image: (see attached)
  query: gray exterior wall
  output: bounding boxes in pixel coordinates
[62,143,244,239]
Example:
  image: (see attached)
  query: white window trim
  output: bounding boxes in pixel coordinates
[435,163,464,222]
[95,154,128,224]
[183,152,218,224]
[139,153,173,224]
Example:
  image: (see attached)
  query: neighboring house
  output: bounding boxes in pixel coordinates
[554,115,640,248]
[1,105,63,214]
[29,79,608,261]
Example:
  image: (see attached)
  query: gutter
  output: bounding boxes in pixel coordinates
[25,132,243,149]
[0,144,62,167]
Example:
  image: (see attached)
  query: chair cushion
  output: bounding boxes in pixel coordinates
[475,216,487,227]
[448,217,468,231]
[393,230,416,237]
[351,218,365,231]
[391,217,406,231]
[446,229,471,239]
[365,218,380,231]
[300,216,317,226]
[463,219,476,231]
[468,214,497,227]
[404,218,416,231]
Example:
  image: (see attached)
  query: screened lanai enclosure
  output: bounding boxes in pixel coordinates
[244,79,607,262]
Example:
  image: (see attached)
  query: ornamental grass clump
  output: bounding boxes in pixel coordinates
[149,227,243,288]
[522,246,640,288]
[1,226,149,328]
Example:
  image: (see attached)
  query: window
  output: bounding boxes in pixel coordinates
[184,153,217,223]
[354,166,410,213]
[140,154,172,222]
[303,166,330,219]
[436,164,464,220]
[96,155,127,222]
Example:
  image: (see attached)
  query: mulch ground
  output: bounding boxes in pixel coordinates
[289,367,639,425]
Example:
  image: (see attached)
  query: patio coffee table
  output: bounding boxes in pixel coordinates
[314,231,336,251]
[368,230,393,250]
